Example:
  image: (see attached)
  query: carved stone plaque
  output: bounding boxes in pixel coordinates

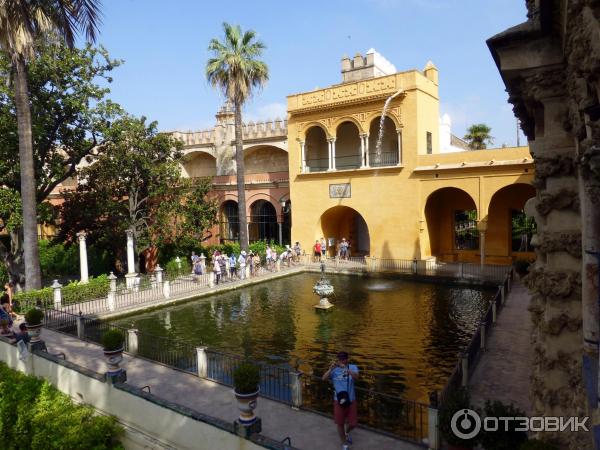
[329,183,351,198]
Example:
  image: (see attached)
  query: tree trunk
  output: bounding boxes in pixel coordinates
[13,57,42,290]
[233,101,249,250]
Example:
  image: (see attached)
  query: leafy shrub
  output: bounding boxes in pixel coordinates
[101,329,125,351]
[514,259,532,276]
[164,257,191,279]
[38,240,112,279]
[233,362,261,394]
[0,362,123,449]
[520,440,559,450]
[14,275,110,312]
[480,400,527,450]
[24,308,44,326]
[0,263,8,285]
[439,387,479,448]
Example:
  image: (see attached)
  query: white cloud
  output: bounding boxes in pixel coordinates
[245,102,287,122]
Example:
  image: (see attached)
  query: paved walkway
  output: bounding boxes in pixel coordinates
[468,279,532,414]
[40,329,421,450]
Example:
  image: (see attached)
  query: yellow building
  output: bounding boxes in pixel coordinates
[287,51,535,265]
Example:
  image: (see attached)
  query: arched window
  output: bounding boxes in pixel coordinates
[249,200,278,242]
[220,200,239,243]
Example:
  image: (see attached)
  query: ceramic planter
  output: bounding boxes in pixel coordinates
[233,387,260,425]
[103,347,124,375]
[26,323,42,343]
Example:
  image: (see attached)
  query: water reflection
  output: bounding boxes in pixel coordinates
[112,273,493,403]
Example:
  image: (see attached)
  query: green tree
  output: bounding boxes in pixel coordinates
[464,123,494,150]
[206,23,269,251]
[58,116,218,272]
[0,40,121,289]
[0,0,102,290]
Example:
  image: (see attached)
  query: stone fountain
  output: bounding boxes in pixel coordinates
[313,261,334,311]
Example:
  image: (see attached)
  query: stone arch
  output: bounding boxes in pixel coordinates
[245,193,282,218]
[243,145,289,174]
[331,116,365,134]
[334,121,362,170]
[301,121,331,139]
[181,151,217,178]
[249,199,278,242]
[220,200,239,243]
[368,116,399,166]
[365,110,401,130]
[305,125,329,172]
[487,183,536,258]
[318,205,370,257]
[424,187,479,261]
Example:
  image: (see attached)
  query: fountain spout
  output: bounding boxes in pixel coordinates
[375,89,404,163]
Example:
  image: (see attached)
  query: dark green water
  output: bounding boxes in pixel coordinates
[112,273,494,403]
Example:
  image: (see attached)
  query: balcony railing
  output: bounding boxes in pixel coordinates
[368,151,399,167]
[304,151,399,173]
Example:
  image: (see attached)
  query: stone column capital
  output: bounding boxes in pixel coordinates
[126,228,135,239]
[77,231,87,242]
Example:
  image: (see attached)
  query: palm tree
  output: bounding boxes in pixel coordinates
[206,23,268,251]
[464,124,494,150]
[0,1,101,290]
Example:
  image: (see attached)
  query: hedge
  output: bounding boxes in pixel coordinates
[14,274,110,312]
[0,362,123,449]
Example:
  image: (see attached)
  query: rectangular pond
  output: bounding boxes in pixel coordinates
[110,273,494,406]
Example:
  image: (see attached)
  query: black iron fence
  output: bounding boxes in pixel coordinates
[439,269,513,406]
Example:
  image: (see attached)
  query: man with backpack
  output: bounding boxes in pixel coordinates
[322,351,359,448]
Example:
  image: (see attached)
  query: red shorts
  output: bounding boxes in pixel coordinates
[334,400,358,427]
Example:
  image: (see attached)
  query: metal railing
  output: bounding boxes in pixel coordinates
[368,151,399,167]
[439,269,513,406]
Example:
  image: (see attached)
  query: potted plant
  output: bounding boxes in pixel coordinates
[439,387,479,450]
[101,329,125,375]
[233,362,261,425]
[480,400,527,450]
[24,308,44,343]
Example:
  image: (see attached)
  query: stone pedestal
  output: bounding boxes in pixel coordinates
[233,417,262,438]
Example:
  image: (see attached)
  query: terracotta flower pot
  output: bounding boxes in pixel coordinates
[103,347,124,375]
[233,387,260,425]
[26,323,43,343]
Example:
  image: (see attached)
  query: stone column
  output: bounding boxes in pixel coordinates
[360,134,367,168]
[396,129,403,165]
[278,221,283,246]
[125,229,137,288]
[328,138,336,171]
[365,133,370,167]
[299,140,306,173]
[477,220,487,267]
[77,231,89,284]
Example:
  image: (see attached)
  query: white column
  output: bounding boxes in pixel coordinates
[327,139,333,171]
[125,228,137,288]
[397,129,403,165]
[300,140,306,173]
[365,134,370,167]
[126,229,135,274]
[480,231,486,267]
[360,134,366,168]
[331,138,336,170]
[77,231,89,284]
[278,222,283,245]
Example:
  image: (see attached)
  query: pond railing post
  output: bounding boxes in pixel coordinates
[461,354,469,387]
[291,371,303,409]
[428,391,440,450]
[480,322,486,350]
[196,346,208,378]
[76,313,85,339]
[128,329,138,355]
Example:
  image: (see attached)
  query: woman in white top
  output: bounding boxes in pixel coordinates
[213,257,221,285]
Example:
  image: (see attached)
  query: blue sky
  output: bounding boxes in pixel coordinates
[97,0,528,146]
